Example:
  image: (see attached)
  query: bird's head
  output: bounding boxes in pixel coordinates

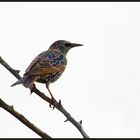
[49,40,83,54]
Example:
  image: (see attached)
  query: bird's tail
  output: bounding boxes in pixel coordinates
[11,75,35,88]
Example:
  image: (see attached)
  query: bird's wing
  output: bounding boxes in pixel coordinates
[24,51,66,76]
[25,55,41,74]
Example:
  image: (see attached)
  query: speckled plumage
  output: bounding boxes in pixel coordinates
[24,49,67,86]
[11,40,83,107]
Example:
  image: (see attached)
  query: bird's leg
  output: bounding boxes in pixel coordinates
[46,84,55,108]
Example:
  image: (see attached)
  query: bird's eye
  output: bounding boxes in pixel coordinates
[65,43,71,47]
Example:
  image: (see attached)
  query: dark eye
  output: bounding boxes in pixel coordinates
[65,43,71,47]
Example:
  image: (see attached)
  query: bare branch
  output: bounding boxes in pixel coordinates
[0,56,21,79]
[0,56,90,138]
[0,98,51,138]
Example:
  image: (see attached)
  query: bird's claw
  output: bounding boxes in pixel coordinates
[30,84,36,94]
[49,98,55,109]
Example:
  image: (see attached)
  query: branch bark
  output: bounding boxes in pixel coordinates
[0,98,51,138]
[0,56,90,138]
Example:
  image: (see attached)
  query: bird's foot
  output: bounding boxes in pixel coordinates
[49,97,55,109]
[30,84,36,94]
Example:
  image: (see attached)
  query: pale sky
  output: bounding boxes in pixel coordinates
[1,2,140,138]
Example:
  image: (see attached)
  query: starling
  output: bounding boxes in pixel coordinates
[11,40,83,107]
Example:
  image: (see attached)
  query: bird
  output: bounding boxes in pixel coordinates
[11,40,83,107]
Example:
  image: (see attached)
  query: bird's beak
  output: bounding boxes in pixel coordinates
[71,43,83,47]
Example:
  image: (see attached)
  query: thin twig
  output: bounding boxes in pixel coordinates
[0,98,51,138]
[0,56,21,79]
[0,56,90,138]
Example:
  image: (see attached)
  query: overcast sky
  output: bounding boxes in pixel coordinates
[1,2,140,138]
